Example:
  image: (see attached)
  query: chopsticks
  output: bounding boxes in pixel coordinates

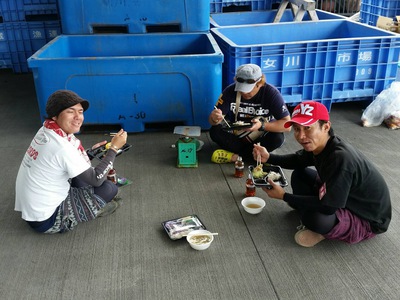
[256,142,261,166]
[214,106,231,128]
[257,154,261,167]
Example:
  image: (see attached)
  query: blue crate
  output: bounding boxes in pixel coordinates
[23,0,57,4]
[211,20,400,110]
[210,0,278,13]
[360,0,400,26]
[0,52,12,69]
[0,22,35,72]
[0,0,24,22]
[10,49,31,72]
[0,24,11,53]
[397,61,400,81]
[0,21,60,72]
[210,9,346,27]
[0,0,58,22]
[27,33,224,132]
[57,0,209,34]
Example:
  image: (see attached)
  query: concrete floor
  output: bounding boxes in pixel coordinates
[1,69,399,300]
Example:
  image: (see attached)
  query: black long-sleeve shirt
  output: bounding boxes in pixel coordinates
[77,150,117,186]
[268,136,391,233]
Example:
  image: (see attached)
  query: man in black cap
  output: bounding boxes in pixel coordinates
[15,90,128,233]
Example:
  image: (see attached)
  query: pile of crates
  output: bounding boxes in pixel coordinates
[209,0,400,111]
[27,0,223,132]
[0,0,60,73]
[359,0,400,27]
[7,0,399,123]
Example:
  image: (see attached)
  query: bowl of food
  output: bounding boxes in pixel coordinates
[186,230,214,250]
[241,197,266,214]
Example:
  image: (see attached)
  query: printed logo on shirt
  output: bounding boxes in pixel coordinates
[27,132,48,161]
[34,131,50,145]
[229,103,270,117]
[26,146,39,160]
[319,182,326,200]
[98,161,114,180]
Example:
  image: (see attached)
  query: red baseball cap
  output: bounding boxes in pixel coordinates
[284,101,330,128]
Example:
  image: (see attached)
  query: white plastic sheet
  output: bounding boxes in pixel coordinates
[361,81,400,129]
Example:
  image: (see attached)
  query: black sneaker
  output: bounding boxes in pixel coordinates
[97,200,119,217]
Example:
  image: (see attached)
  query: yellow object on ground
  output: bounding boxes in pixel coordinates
[211,149,234,164]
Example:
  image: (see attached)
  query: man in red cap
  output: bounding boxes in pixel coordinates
[253,101,391,247]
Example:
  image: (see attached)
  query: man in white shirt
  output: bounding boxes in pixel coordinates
[15,90,128,233]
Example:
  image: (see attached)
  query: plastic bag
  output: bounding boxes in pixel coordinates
[361,81,400,128]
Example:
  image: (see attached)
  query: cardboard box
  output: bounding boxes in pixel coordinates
[377,16,400,33]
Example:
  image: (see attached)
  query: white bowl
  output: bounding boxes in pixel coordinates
[186,230,214,250]
[241,197,266,214]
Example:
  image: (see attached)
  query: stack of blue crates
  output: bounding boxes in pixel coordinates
[0,0,61,73]
[27,0,224,132]
[359,0,400,27]
[209,0,400,111]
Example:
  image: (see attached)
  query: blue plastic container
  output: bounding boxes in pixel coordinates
[23,0,57,4]
[0,52,12,69]
[211,20,400,110]
[27,33,223,132]
[210,0,277,13]
[210,9,346,27]
[360,0,400,26]
[0,24,11,54]
[0,0,58,22]
[0,20,60,72]
[57,0,210,34]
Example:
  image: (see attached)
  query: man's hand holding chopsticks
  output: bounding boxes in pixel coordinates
[253,143,270,164]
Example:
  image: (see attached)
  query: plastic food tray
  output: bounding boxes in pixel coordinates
[249,164,288,189]
[86,143,132,161]
[162,215,206,240]
[222,122,252,131]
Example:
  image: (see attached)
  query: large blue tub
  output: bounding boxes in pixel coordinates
[210,9,345,27]
[57,0,210,34]
[211,20,400,109]
[28,33,223,132]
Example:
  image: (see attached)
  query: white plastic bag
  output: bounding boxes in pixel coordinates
[361,81,400,128]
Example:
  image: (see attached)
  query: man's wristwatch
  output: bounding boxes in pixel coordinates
[258,117,265,132]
